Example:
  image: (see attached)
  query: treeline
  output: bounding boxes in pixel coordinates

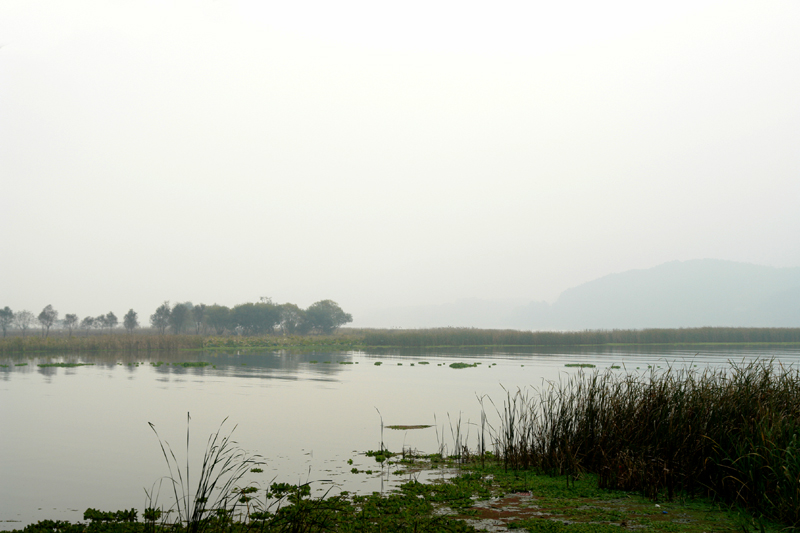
[149,299,352,336]
[0,299,353,338]
[363,326,800,347]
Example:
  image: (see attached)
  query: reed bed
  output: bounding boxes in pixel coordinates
[363,326,800,347]
[0,334,205,354]
[490,361,800,526]
[0,333,366,354]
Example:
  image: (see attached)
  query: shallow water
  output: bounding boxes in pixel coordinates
[1,345,799,529]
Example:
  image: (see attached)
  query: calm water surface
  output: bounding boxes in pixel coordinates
[2,345,799,529]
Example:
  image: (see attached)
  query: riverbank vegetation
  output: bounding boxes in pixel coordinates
[13,467,767,533]
[3,326,800,354]
[489,360,800,528]
[361,326,800,347]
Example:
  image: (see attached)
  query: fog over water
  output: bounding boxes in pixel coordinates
[1,1,799,325]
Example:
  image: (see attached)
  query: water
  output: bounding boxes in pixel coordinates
[2,345,799,529]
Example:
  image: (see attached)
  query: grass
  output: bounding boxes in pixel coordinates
[14,463,775,533]
[361,326,800,347]
[146,414,262,533]
[5,327,800,355]
[488,361,800,528]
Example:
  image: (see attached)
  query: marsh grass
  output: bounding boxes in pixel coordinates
[363,327,800,347]
[147,414,262,533]
[488,361,800,527]
[0,335,205,354]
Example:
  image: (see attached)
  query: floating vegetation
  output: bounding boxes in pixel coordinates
[15,363,27,366]
[386,425,432,430]
[37,362,94,368]
[449,362,478,369]
[339,361,354,365]
[564,363,596,368]
[611,365,621,369]
[365,449,396,463]
[309,360,318,364]
[374,361,382,366]
[250,467,263,473]
[150,361,164,367]
[418,361,430,365]
[177,361,211,368]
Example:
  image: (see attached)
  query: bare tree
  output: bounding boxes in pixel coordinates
[95,314,108,333]
[192,303,206,334]
[0,307,13,337]
[123,309,138,334]
[37,305,58,338]
[13,310,34,337]
[80,316,94,335]
[105,311,118,333]
[150,301,170,335]
[63,314,79,337]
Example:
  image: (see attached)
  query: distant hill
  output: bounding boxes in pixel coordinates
[519,259,800,329]
[359,260,800,329]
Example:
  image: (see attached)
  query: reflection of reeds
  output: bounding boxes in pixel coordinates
[363,327,800,347]
[488,361,800,527]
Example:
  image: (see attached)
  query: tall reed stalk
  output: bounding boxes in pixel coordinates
[148,414,262,533]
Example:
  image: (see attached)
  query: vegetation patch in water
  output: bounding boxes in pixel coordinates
[386,425,432,430]
[449,362,478,369]
[178,361,211,368]
[564,363,596,368]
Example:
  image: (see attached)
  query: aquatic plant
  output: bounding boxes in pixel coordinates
[147,414,262,533]
[449,362,477,369]
[489,361,800,527]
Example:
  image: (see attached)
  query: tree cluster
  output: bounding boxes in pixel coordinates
[0,298,352,338]
[0,305,138,337]
[149,299,352,336]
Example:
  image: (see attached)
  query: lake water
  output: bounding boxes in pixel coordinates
[2,345,800,530]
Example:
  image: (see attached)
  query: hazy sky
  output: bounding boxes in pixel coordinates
[2,0,799,324]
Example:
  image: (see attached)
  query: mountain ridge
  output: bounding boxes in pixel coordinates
[356,259,800,329]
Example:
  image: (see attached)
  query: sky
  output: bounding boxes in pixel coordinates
[1,0,799,324]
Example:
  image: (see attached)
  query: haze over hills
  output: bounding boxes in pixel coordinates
[358,260,800,329]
